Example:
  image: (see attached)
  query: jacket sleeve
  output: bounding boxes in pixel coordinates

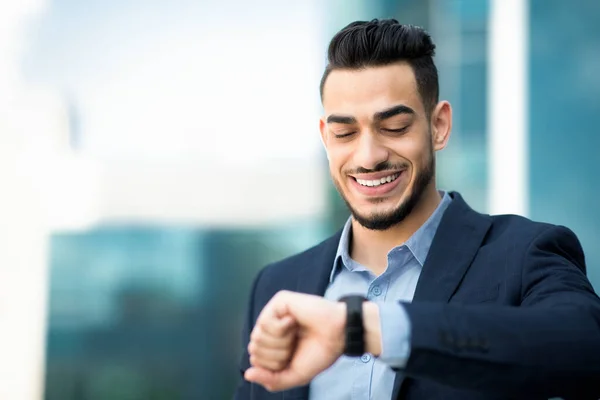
[399,225,600,399]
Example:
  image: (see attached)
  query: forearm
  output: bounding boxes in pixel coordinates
[363,302,382,356]
[361,299,600,398]
[363,301,414,371]
[402,301,600,398]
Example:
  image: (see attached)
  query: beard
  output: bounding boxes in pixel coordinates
[332,147,435,231]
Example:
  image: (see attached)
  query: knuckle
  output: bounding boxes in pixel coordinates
[271,325,284,336]
[251,346,263,358]
[275,290,290,300]
[250,329,262,343]
[258,319,269,331]
[260,324,275,337]
[252,355,265,367]
[276,322,293,336]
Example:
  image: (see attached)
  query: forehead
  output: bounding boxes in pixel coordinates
[322,63,422,118]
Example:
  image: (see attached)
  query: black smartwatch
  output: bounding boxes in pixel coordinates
[338,295,367,356]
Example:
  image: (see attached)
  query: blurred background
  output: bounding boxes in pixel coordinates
[0,0,599,399]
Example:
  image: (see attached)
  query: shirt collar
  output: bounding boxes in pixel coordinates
[330,191,452,283]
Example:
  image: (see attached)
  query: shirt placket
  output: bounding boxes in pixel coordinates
[351,276,389,399]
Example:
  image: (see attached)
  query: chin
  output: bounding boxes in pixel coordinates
[352,199,400,217]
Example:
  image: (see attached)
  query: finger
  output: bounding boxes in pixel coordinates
[255,304,293,333]
[278,315,295,329]
[248,340,293,361]
[249,333,294,353]
[259,314,296,338]
[249,347,291,371]
[255,290,294,331]
[273,295,289,319]
[244,367,278,390]
[250,324,296,352]
[249,334,293,353]
[257,292,290,322]
[245,366,306,393]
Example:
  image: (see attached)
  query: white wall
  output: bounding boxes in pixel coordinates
[0,2,50,399]
[488,0,529,216]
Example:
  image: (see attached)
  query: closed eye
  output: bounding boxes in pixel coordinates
[334,132,356,138]
[382,127,408,134]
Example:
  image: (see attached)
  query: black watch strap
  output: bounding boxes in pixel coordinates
[338,295,367,356]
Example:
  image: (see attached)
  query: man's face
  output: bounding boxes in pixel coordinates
[320,63,437,231]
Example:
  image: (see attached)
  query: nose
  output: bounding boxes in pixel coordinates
[353,130,389,170]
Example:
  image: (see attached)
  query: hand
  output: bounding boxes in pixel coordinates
[244,291,346,392]
[247,293,297,372]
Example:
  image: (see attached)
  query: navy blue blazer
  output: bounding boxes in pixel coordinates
[234,192,600,400]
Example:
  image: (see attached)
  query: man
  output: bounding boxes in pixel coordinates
[234,19,600,400]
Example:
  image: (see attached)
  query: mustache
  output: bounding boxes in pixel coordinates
[345,161,408,175]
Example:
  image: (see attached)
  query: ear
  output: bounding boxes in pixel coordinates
[430,101,452,151]
[319,117,329,154]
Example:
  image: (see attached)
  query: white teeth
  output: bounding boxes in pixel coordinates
[356,173,399,187]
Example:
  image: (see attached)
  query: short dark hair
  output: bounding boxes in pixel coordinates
[320,19,439,115]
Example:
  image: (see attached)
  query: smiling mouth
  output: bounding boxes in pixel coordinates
[354,172,401,187]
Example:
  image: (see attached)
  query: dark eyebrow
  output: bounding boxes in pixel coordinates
[326,114,357,124]
[326,104,415,125]
[374,104,415,122]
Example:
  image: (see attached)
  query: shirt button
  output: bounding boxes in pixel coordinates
[372,286,382,296]
[361,354,371,363]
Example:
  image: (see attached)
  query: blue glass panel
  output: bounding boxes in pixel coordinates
[529,0,600,289]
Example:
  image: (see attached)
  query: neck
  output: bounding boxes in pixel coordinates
[350,184,442,276]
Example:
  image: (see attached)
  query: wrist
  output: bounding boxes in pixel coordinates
[363,302,382,356]
[334,302,347,356]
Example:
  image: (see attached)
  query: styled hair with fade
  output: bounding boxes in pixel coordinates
[320,19,439,115]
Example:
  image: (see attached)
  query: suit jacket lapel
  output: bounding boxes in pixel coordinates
[412,191,492,303]
[283,229,342,400]
[296,229,342,296]
[392,192,492,399]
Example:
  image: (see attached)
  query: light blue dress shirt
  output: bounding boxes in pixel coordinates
[309,192,452,400]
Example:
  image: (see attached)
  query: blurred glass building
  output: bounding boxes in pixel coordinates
[1,0,597,399]
[528,0,600,287]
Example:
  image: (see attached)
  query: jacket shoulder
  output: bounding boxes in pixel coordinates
[257,231,340,286]
[488,213,554,237]
[485,213,582,256]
